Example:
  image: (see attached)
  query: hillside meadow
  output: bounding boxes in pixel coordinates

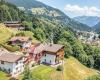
[0,24,16,44]
[19,57,99,80]
[0,23,37,44]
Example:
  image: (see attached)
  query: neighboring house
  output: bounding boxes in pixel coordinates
[24,43,43,65]
[0,43,64,77]
[40,44,64,65]
[4,21,25,30]
[9,36,32,51]
[29,43,64,65]
[0,48,10,54]
[31,44,46,63]
[0,53,24,77]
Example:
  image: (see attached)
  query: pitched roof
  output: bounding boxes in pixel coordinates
[9,36,30,42]
[0,48,10,55]
[33,44,45,54]
[5,24,21,26]
[0,53,22,63]
[44,44,64,53]
[4,21,20,24]
[32,44,64,54]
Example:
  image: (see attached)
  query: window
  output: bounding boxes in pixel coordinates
[8,69,11,73]
[1,61,4,64]
[56,55,58,58]
[16,67,18,70]
[50,60,51,63]
[44,59,46,62]
[16,62,18,65]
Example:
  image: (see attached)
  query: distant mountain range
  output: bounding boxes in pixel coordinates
[73,16,100,27]
[93,21,100,32]
[5,0,91,31]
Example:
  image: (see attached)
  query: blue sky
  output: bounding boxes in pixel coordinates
[37,0,100,17]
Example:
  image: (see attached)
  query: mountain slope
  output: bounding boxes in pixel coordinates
[64,57,98,80]
[0,1,31,21]
[93,21,100,32]
[0,24,16,44]
[6,0,48,9]
[73,16,100,27]
[5,0,91,31]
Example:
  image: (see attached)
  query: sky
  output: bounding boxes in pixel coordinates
[37,0,100,18]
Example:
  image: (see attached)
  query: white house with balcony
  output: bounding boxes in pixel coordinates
[0,52,24,77]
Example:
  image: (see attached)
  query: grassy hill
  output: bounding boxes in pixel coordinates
[64,57,98,80]
[0,24,16,44]
[19,57,99,80]
[0,23,37,44]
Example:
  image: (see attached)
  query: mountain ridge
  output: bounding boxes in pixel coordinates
[93,21,100,32]
[5,0,91,31]
[73,16,100,27]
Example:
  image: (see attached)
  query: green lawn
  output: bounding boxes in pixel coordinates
[20,65,63,80]
[0,71,9,80]
[32,65,63,80]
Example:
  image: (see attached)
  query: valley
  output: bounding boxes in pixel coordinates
[0,0,100,80]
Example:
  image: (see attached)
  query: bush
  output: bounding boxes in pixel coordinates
[56,65,63,71]
[2,44,20,52]
[32,64,35,67]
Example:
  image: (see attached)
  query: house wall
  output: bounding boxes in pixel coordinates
[34,52,44,62]
[12,58,24,77]
[0,58,24,77]
[40,54,56,65]
[0,61,13,72]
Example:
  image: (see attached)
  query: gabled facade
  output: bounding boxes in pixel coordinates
[40,44,64,65]
[28,43,64,65]
[0,53,24,77]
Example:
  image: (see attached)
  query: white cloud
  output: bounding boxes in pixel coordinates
[64,4,100,16]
